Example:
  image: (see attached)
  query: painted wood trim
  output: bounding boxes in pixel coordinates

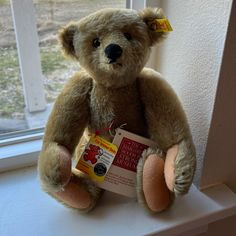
[10,0,46,112]
[131,0,146,10]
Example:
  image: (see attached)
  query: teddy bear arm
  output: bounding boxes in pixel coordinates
[138,68,196,195]
[38,73,92,192]
[43,73,92,150]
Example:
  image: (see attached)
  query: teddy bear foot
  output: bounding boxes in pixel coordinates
[137,153,172,213]
[48,172,103,212]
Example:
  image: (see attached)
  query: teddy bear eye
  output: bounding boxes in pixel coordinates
[93,38,101,48]
[124,32,132,41]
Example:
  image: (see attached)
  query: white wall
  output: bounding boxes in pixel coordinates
[155,0,232,184]
[200,0,236,192]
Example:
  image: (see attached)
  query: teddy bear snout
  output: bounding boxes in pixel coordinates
[104,44,123,63]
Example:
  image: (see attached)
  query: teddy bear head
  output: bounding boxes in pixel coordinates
[59,8,166,88]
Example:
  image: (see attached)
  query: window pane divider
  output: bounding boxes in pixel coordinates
[10,0,46,113]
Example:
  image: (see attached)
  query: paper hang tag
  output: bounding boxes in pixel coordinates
[97,128,157,198]
[76,135,118,182]
[148,18,173,32]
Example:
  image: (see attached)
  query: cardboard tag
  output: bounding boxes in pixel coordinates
[98,128,156,198]
[148,18,173,32]
[76,135,118,182]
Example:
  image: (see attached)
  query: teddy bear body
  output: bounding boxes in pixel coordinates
[89,75,147,138]
[38,8,196,213]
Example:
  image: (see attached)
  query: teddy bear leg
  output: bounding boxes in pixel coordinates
[48,172,102,213]
[137,149,172,213]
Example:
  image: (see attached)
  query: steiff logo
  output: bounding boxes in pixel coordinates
[94,163,107,177]
[83,144,103,164]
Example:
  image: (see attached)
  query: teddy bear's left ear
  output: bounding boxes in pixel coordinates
[59,22,79,60]
[139,8,168,46]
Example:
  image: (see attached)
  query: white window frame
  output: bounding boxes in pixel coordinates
[0,128,43,172]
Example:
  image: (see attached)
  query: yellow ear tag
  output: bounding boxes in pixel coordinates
[148,18,173,32]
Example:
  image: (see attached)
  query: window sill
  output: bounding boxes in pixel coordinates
[0,139,41,173]
[0,166,236,236]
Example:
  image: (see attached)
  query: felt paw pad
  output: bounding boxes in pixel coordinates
[142,154,171,212]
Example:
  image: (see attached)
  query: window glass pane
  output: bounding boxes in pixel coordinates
[0,0,126,137]
[0,0,25,135]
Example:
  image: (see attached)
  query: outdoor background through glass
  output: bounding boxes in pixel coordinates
[0,0,125,135]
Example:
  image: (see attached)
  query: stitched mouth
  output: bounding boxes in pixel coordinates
[108,59,122,66]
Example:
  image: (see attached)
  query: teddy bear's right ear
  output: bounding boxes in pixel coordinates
[139,8,168,46]
[59,23,78,60]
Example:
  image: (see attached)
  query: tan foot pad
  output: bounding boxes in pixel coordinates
[53,177,92,209]
[143,154,171,212]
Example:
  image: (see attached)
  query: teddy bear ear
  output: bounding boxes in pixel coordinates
[59,23,78,60]
[139,8,168,46]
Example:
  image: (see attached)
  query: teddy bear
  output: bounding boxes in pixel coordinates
[38,7,196,213]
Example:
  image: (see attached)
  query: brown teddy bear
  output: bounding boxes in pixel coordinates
[38,8,196,213]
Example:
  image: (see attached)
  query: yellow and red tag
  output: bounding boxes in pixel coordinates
[76,135,118,182]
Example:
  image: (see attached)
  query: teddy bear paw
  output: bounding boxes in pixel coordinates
[38,143,72,192]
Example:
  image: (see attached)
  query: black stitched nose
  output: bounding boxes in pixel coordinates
[104,44,123,61]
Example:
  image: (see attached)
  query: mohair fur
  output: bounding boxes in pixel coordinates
[38,8,196,213]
